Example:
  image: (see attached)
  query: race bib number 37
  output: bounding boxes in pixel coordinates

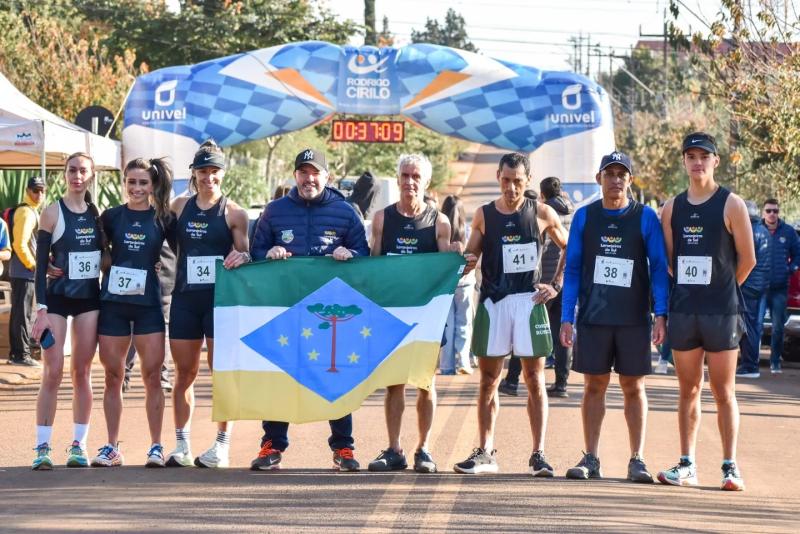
[68,250,101,280]
[677,256,712,285]
[502,242,538,274]
[108,265,147,296]
[593,256,634,288]
[188,255,223,284]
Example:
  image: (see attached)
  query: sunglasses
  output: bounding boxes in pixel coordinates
[765,208,779,214]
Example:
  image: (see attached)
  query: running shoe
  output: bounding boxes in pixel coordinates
[546,384,568,398]
[165,441,194,467]
[250,440,283,471]
[31,443,53,471]
[333,447,360,472]
[627,454,654,483]
[413,449,437,474]
[771,363,782,374]
[91,444,123,467]
[721,462,745,491]
[456,366,473,375]
[194,442,230,468]
[654,359,670,375]
[498,379,518,397]
[735,367,760,379]
[544,356,555,369]
[453,448,498,474]
[368,448,408,472]
[566,452,602,479]
[146,444,166,468]
[66,441,90,468]
[528,450,554,477]
[657,458,698,486]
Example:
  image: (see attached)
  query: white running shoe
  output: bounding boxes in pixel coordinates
[91,444,124,467]
[654,360,669,375]
[194,442,230,468]
[166,441,194,467]
[146,444,166,468]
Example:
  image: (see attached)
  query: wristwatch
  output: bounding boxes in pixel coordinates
[550,281,562,293]
[240,251,252,263]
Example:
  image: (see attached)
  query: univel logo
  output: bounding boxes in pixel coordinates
[142,79,186,122]
[549,84,597,125]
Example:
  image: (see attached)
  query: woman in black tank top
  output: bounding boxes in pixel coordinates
[30,152,105,469]
[165,140,251,469]
[94,157,174,467]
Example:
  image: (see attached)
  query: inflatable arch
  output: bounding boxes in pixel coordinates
[123,41,614,202]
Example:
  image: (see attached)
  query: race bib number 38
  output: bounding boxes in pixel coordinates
[68,250,101,280]
[677,256,712,285]
[108,265,147,296]
[502,242,538,274]
[593,256,634,288]
[188,255,223,284]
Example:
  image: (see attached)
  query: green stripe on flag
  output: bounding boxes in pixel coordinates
[215,252,466,307]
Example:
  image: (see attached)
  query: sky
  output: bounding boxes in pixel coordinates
[323,0,727,72]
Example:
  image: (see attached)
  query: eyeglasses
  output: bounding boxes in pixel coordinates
[765,208,779,214]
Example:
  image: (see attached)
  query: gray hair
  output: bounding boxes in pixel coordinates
[396,153,432,183]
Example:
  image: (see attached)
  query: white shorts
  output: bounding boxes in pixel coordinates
[471,292,550,358]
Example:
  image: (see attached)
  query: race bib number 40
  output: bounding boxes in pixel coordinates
[188,255,223,284]
[108,265,147,296]
[593,256,634,288]
[677,256,712,285]
[68,250,101,280]
[502,242,538,274]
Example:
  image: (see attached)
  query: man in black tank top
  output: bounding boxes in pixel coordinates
[453,153,568,476]
[657,132,755,492]
[366,154,456,474]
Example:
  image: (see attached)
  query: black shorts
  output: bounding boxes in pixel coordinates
[573,323,652,376]
[98,300,165,336]
[47,294,100,318]
[169,289,214,340]
[668,312,744,352]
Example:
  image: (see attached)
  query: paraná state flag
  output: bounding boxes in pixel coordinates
[212,253,465,423]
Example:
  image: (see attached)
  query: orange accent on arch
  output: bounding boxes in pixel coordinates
[266,68,333,107]
[403,71,471,109]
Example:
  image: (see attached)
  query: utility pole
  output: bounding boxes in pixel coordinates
[364,0,377,46]
[639,9,669,118]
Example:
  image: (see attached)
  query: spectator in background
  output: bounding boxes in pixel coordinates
[8,176,45,367]
[736,201,771,378]
[440,195,474,375]
[0,218,10,271]
[347,171,377,219]
[272,185,291,201]
[759,198,800,373]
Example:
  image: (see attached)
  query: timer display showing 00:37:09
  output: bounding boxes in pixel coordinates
[331,120,405,143]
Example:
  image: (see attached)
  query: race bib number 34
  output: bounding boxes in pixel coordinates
[68,250,101,280]
[593,256,634,288]
[677,256,712,285]
[188,255,223,284]
[108,265,147,296]
[502,242,538,274]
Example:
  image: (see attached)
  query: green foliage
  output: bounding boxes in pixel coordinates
[411,8,477,52]
[308,303,363,321]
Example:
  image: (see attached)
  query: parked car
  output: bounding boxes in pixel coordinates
[762,222,800,362]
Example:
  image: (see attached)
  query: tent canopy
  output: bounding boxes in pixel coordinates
[0,72,121,171]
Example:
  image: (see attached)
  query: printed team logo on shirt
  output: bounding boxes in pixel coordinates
[600,236,622,244]
[74,227,96,246]
[395,236,418,254]
[124,232,146,252]
[682,226,704,245]
[404,223,414,231]
[324,230,337,237]
[690,213,700,219]
[683,226,703,234]
[132,221,142,228]
[186,220,208,240]
[397,237,418,246]
[188,222,208,229]
[281,229,294,244]
[124,233,146,241]
[505,221,516,228]
[501,235,521,243]
[600,235,623,255]
[780,236,786,243]
[75,228,94,235]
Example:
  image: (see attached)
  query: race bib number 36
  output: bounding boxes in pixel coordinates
[677,256,712,285]
[68,250,101,280]
[593,256,634,288]
[108,266,147,296]
[188,255,223,284]
[502,242,538,274]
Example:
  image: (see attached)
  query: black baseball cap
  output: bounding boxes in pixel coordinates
[294,148,328,173]
[190,150,226,170]
[27,176,45,191]
[682,132,717,154]
[599,151,633,174]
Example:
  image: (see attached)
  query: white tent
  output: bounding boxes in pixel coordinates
[0,72,121,172]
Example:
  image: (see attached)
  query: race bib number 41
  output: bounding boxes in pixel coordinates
[677,256,712,285]
[593,256,634,288]
[502,242,538,274]
[188,255,223,284]
[108,265,147,296]
[68,250,101,280]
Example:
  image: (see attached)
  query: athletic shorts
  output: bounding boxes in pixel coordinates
[169,289,215,340]
[668,312,744,352]
[471,292,551,358]
[98,300,165,336]
[573,323,652,376]
[46,294,100,318]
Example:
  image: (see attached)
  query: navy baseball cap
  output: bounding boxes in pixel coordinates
[26,176,45,190]
[294,148,328,173]
[682,132,717,154]
[599,151,633,174]
[190,150,226,170]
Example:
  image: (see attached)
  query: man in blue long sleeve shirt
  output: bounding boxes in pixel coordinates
[559,151,669,483]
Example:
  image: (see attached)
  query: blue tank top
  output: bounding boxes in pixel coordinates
[48,199,102,300]
[175,195,233,293]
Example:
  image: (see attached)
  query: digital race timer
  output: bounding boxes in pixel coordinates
[331,120,405,143]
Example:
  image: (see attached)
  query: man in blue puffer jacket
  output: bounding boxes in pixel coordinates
[249,148,369,472]
[736,204,771,378]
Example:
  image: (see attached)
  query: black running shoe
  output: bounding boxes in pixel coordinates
[453,448,498,474]
[498,379,518,397]
[250,440,282,471]
[333,448,360,472]
[627,454,654,483]
[546,384,568,398]
[566,452,602,479]
[413,449,437,473]
[368,448,407,472]
[528,450,554,477]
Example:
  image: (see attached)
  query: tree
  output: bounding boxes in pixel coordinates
[307,303,363,373]
[364,0,376,46]
[411,8,477,52]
